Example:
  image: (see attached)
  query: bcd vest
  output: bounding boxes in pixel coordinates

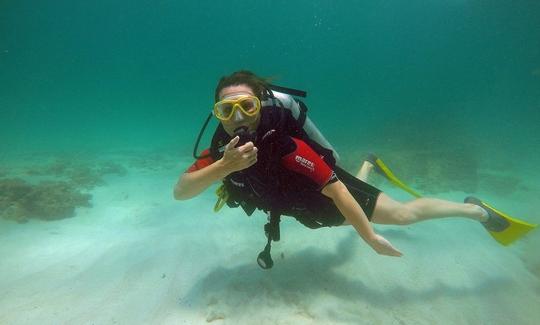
[209,106,337,225]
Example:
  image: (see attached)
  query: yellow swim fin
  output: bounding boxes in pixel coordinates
[366,154,422,198]
[465,196,537,246]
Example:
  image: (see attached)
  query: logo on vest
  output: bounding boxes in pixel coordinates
[295,155,315,172]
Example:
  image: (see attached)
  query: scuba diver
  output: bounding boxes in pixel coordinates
[174,70,536,269]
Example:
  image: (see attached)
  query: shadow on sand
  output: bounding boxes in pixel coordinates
[181,232,513,320]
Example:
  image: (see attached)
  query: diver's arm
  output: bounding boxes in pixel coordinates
[322,181,402,257]
[174,136,258,200]
[278,136,400,256]
[321,181,376,240]
[174,161,230,200]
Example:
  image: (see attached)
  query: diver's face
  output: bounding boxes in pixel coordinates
[218,84,261,136]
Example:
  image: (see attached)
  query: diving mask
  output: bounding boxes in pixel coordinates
[213,95,261,121]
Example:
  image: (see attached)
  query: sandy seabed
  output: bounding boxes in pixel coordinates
[1,151,539,325]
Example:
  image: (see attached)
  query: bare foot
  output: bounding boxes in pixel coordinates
[356,160,374,182]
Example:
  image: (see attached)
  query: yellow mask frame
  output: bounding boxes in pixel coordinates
[213,95,261,121]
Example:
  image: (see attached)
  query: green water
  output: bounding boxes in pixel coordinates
[1,1,540,323]
[2,0,539,158]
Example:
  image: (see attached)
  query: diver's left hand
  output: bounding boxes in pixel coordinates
[368,234,403,257]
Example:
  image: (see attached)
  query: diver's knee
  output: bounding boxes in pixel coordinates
[393,206,417,225]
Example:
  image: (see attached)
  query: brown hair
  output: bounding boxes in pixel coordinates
[214,70,271,102]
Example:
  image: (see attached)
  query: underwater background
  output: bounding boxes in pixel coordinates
[2,0,539,156]
[1,1,540,324]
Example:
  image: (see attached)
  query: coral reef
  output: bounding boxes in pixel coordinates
[478,172,524,196]
[24,159,128,189]
[342,147,480,195]
[127,152,177,171]
[25,159,69,176]
[97,161,127,177]
[380,149,480,194]
[2,155,128,224]
[0,178,91,223]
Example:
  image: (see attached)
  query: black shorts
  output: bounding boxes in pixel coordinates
[288,166,382,229]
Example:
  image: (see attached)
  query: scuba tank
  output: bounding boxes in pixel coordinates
[261,91,340,163]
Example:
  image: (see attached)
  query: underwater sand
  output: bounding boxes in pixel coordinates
[0,149,539,325]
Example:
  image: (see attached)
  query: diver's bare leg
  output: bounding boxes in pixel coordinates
[356,160,374,182]
[371,193,488,225]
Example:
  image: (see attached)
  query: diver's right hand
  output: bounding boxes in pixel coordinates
[368,234,403,257]
[219,136,258,174]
